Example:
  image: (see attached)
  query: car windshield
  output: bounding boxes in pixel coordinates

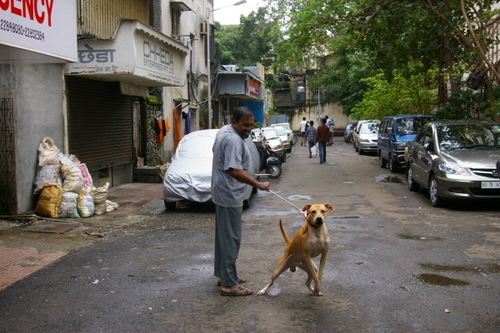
[277,123,291,131]
[437,124,500,150]
[396,117,434,135]
[273,126,287,136]
[254,128,279,140]
[360,123,379,134]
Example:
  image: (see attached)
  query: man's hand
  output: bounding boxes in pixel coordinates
[257,181,270,191]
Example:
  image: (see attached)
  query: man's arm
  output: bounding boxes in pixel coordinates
[228,168,270,191]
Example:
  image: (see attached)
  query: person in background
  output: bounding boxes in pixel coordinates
[317,118,330,164]
[299,117,308,146]
[325,115,335,146]
[211,107,270,297]
[305,120,317,158]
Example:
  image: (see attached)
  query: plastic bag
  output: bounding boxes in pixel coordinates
[60,154,84,194]
[33,165,62,195]
[90,182,109,215]
[34,185,62,218]
[77,187,94,217]
[37,137,60,166]
[58,192,80,218]
[310,144,317,157]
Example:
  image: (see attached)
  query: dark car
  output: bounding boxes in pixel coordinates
[344,121,358,143]
[406,120,500,207]
[378,115,436,172]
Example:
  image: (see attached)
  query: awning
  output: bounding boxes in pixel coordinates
[65,19,189,88]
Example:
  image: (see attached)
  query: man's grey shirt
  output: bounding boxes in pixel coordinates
[211,125,251,207]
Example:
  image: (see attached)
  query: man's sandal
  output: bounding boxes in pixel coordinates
[220,286,252,296]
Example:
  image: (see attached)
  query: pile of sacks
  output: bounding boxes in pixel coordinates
[33,137,119,218]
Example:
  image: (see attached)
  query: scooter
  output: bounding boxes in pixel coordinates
[254,139,282,179]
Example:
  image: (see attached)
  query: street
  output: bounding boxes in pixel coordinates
[0,137,499,333]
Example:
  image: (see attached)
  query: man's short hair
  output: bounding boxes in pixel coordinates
[233,106,254,122]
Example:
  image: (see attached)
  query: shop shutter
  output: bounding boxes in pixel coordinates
[67,76,133,171]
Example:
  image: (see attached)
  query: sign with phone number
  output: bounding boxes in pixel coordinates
[481,182,500,188]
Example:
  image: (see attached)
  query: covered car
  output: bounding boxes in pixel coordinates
[406,120,500,207]
[162,129,260,209]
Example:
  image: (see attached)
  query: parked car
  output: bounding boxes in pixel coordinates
[406,120,500,207]
[162,129,260,210]
[378,114,436,172]
[353,121,380,154]
[344,121,358,143]
[272,123,294,146]
[251,127,286,162]
[271,124,292,153]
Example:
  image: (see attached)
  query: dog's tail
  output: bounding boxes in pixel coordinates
[279,219,291,245]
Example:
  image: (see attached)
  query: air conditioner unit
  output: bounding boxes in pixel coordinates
[200,22,207,35]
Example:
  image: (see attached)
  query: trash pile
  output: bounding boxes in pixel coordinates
[33,137,119,218]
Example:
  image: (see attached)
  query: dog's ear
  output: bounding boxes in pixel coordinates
[301,205,311,213]
[324,204,335,211]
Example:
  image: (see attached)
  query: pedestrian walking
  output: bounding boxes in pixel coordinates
[325,115,335,146]
[317,118,330,163]
[211,106,270,296]
[305,120,317,158]
[299,117,308,146]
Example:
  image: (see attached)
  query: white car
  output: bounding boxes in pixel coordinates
[353,121,380,154]
[162,129,260,210]
[272,123,294,146]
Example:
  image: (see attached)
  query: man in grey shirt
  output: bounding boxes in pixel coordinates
[212,107,270,296]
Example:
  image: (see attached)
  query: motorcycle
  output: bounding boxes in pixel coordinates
[253,137,283,179]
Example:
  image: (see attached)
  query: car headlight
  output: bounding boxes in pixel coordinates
[438,163,467,176]
[393,142,406,150]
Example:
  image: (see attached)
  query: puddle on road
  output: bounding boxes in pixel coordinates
[348,194,362,199]
[419,263,480,273]
[416,274,470,286]
[398,234,444,241]
[376,175,403,183]
[287,195,313,201]
[343,180,356,184]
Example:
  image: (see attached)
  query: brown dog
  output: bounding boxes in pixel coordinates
[257,204,334,296]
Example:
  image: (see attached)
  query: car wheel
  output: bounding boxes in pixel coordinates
[379,154,387,168]
[281,152,286,163]
[266,164,282,179]
[407,166,420,191]
[164,200,176,210]
[355,143,359,152]
[389,157,398,172]
[358,146,363,155]
[429,175,443,207]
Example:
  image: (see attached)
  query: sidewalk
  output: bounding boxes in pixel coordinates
[0,183,164,291]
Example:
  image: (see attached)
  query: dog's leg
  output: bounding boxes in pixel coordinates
[304,255,324,296]
[256,255,293,296]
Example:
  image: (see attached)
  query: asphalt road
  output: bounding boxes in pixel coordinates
[1,137,499,333]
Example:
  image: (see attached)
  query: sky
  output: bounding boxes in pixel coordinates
[213,0,266,25]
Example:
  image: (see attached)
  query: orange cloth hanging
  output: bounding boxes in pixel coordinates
[165,117,171,132]
[173,110,182,150]
[156,119,164,143]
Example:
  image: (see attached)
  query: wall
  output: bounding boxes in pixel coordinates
[0,64,64,213]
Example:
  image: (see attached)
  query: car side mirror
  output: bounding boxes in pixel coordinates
[424,142,434,152]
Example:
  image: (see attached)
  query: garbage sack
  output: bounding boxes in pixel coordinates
[78,162,94,188]
[58,192,80,218]
[34,185,62,218]
[33,164,62,195]
[77,187,94,217]
[106,200,119,213]
[60,154,84,194]
[90,182,109,215]
[37,137,60,166]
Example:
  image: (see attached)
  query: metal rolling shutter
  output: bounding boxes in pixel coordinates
[67,76,133,171]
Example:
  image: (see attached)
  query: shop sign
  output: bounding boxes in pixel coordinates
[0,0,77,63]
[66,20,188,87]
[247,77,260,98]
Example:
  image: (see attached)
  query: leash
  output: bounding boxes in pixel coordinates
[269,190,307,217]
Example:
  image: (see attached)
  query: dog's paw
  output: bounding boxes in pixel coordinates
[313,291,324,296]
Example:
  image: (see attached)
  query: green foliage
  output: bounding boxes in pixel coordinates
[434,90,484,120]
[214,7,277,68]
[350,71,437,120]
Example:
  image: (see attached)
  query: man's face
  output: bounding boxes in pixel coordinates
[232,116,254,139]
